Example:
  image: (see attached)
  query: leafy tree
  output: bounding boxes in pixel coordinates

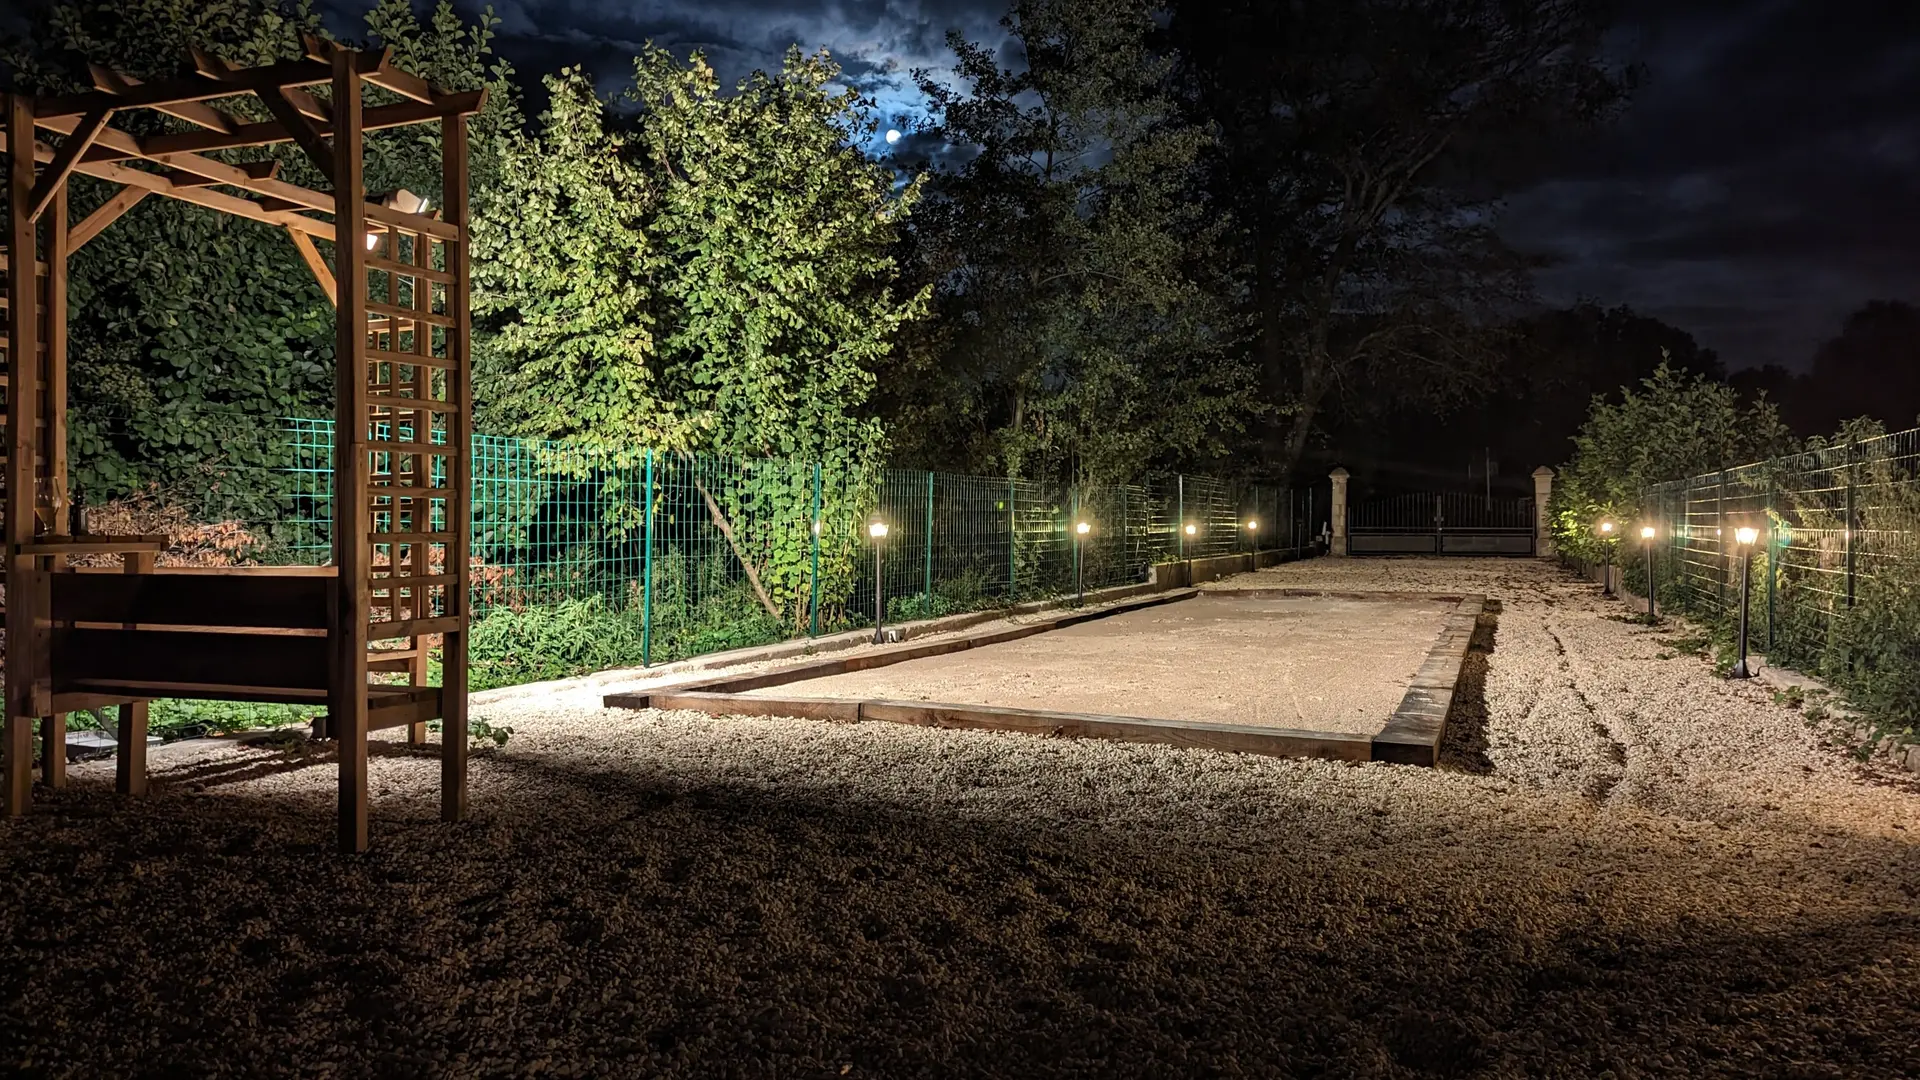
[472,47,925,630]
[1799,301,1920,435]
[0,0,520,536]
[881,0,1259,486]
[1548,358,1793,560]
[1167,0,1634,478]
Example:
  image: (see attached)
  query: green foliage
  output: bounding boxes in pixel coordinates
[1550,357,1794,561]
[65,699,319,740]
[472,46,923,632]
[467,595,648,691]
[886,567,996,623]
[1,0,522,511]
[885,0,1258,485]
[427,716,514,748]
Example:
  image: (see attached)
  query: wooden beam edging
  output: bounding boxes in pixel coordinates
[1202,587,1468,603]
[602,588,1199,710]
[647,694,1374,762]
[1370,594,1487,767]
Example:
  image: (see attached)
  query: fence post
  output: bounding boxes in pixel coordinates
[1717,468,1728,611]
[809,461,821,639]
[1765,478,1775,652]
[642,449,654,667]
[924,471,934,608]
[1177,474,1185,558]
[1007,477,1017,600]
[1329,468,1350,557]
[1071,489,1080,594]
[1844,439,1857,609]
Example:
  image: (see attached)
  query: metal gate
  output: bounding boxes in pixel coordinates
[1348,492,1535,555]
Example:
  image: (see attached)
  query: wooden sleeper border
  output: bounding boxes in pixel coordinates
[604,590,1488,767]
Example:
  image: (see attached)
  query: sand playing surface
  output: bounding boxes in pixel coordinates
[744,593,1457,734]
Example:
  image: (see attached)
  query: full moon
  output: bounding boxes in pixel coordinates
[885,129,901,144]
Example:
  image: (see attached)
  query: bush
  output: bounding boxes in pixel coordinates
[468,595,648,691]
[886,567,997,622]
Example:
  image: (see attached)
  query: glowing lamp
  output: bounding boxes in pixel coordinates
[1184,524,1197,536]
[868,521,889,540]
[1734,526,1758,546]
[1076,521,1090,535]
[1640,525,1655,539]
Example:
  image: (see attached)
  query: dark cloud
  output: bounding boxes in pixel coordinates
[309,0,1916,372]
[1503,0,1920,370]
[316,1,1005,150]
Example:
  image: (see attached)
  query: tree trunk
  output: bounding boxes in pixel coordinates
[685,466,781,621]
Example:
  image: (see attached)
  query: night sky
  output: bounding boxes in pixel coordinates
[281,1,1920,371]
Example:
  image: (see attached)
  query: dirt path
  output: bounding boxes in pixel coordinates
[2,558,1915,1078]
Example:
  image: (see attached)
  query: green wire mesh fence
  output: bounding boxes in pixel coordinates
[73,410,1317,684]
[1643,426,1920,685]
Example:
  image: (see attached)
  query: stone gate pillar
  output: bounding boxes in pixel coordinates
[1532,466,1555,557]
[1329,467,1351,557]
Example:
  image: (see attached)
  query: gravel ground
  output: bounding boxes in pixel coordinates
[746,593,1453,732]
[5,556,1919,1078]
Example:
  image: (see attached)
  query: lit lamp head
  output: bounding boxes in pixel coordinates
[1734,526,1759,547]
[1598,519,1615,536]
[868,520,889,540]
[1640,525,1656,540]
[364,189,433,250]
[1184,524,1197,537]
[1075,521,1091,536]
[1246,519,1259,532]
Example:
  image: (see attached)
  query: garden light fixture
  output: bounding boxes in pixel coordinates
[1640,525,1657,619]
[1185,523,1197,536]
[1074,521,1090,604]
[869,519,889,643]
[1597,519,1618,596]
[1730,526,1759,678]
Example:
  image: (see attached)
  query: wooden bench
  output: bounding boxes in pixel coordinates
[42,565,443,795]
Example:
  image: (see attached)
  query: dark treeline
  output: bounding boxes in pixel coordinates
[5,0,1908,503]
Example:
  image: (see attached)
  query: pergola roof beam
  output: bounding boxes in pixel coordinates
[302,32,437,104]
[25,107,111,222]
[34,112,335,215]
[35,57,343,122]
[89,91,486,160]
[89,64,240,133]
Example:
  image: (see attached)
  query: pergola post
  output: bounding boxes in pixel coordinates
[330,52,372,854]
[0,44,480,849]
[4,92,40,815]
[440,111,472,823]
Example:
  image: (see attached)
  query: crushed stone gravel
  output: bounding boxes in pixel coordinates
[2,556,1916,1078]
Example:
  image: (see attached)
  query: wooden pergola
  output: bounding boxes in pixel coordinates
[1,36,481,852]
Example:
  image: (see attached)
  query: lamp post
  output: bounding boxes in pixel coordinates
[869,519,889,644]
[1731,525,1758,678]
[1075,521,1090,605]
[1597,519,1617,595]
[1184,522,1197,585]
[1640,525,1657,621]
[1246,518,1258,555]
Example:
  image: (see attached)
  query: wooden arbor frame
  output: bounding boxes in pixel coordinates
[1,39,481,852]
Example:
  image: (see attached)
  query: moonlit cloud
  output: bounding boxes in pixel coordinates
[303,0,1920,372]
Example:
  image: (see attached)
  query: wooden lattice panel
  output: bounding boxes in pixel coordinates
[361,210,461,641]
[0,256,59,534]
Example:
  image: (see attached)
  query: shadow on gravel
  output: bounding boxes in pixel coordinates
[10,711,1920,1079]
[1438,599,1500,774]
